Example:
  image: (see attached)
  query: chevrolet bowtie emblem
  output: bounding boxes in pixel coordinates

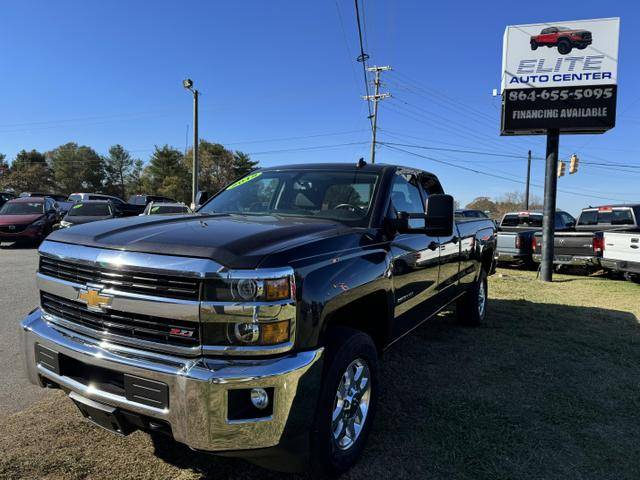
[78,288,112,312]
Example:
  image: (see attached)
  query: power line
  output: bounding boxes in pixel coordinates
[353,0,373,129]
[380,143,634,203]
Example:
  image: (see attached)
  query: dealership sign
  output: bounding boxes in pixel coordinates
[501,18,620,135]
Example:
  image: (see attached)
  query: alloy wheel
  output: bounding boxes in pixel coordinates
[331,358,371,451]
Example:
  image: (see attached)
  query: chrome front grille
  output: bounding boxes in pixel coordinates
[39,255,201,301]
[41,292,200,348]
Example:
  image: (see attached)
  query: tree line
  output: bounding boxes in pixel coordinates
[0,141,258,203]
[465,191,543,220]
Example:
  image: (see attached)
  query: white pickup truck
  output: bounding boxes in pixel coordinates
[600,228,640,282]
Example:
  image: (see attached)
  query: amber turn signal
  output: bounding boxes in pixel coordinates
[263,277,291,301]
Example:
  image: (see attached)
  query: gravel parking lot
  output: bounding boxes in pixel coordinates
[0,243,48,416]
[1,250,639,479]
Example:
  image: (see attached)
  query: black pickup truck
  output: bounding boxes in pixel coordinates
[495,210,575,267]
[21,162,496,475]
[533,204,640,270]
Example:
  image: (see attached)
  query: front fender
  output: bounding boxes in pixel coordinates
[293,248,393,349]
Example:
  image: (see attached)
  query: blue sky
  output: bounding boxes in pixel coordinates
[1,0,638,215]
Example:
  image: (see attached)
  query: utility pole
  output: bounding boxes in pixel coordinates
[525,149,531,210]
[363,66,391,164]
[183,79,199,208]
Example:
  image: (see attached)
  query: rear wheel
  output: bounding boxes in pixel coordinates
[311,327,379,477]
[457,268,487,326]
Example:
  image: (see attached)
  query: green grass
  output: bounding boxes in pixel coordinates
[1,269,639,479]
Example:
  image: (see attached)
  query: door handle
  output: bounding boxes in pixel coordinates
[428,241,439,251]
[631,245,638,249]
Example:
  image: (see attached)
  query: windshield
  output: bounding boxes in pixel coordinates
[149,205,189,215]
[67,203,112,217]
[198,170,380,224]
[0,201,44,215]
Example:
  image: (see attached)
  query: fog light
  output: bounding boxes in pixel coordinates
[250,388,269,410]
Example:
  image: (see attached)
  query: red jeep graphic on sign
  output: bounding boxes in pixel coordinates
[530,26,592,55]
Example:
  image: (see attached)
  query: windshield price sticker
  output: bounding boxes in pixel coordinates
[500,18,619,135]
[226,171,262,190]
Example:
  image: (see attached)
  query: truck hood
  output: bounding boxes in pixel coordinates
[46,213,349,269]
[0,213,43,226]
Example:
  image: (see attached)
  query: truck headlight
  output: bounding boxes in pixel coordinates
[201,269,296,354]
[204,275,294,302]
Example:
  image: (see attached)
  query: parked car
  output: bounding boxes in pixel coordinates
[0,196,59,244]
[19,192,72,215]
[532,204,640,270]
[68,193,141,217]
[0,192,16,209]
[139,202,192,216]
[58,200,117,228]
[22,162,496,475]
[496,210,575,267]
[530,26,592,54]
[599,228,640,282]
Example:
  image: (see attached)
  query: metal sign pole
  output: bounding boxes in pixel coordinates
[540,129,560,282]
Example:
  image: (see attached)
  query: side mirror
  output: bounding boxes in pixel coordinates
[195,190,209,206]
[425,194,454,237]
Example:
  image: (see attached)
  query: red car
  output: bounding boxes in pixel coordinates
[530,26,592,55]
[0,196,60,245]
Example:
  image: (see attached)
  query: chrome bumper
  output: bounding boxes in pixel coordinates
[600,258,640,274]
[22,309,323,453]
[531,254,597,266]
[495,252,528,262]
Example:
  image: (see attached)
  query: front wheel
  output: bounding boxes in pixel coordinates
[311,327,379,477]
[457,268,487,326]
[557,39,572,54]
[530,40,538,50]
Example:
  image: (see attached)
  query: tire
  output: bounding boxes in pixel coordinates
[624,272,640,284]
[557,39,572,55]
[530,40,538,50]
[457,268,487,326]
[311,327,379,477]
[577,44,587,50]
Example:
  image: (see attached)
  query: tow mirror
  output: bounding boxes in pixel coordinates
[195,190,209,207]
[425,194,454,237]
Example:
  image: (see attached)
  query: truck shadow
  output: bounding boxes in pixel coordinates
[150,298,640,479]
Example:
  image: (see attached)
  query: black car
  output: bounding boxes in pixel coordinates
[68,193,142,217]
[0,192,16,209]
[59,200,116,228]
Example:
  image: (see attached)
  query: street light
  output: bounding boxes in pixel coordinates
[183,78,199,208]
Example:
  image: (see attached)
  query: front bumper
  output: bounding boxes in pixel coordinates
[532,254,598,266]
[600,258,640,275]
[22,309,323,453]
[0,226,44,241]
